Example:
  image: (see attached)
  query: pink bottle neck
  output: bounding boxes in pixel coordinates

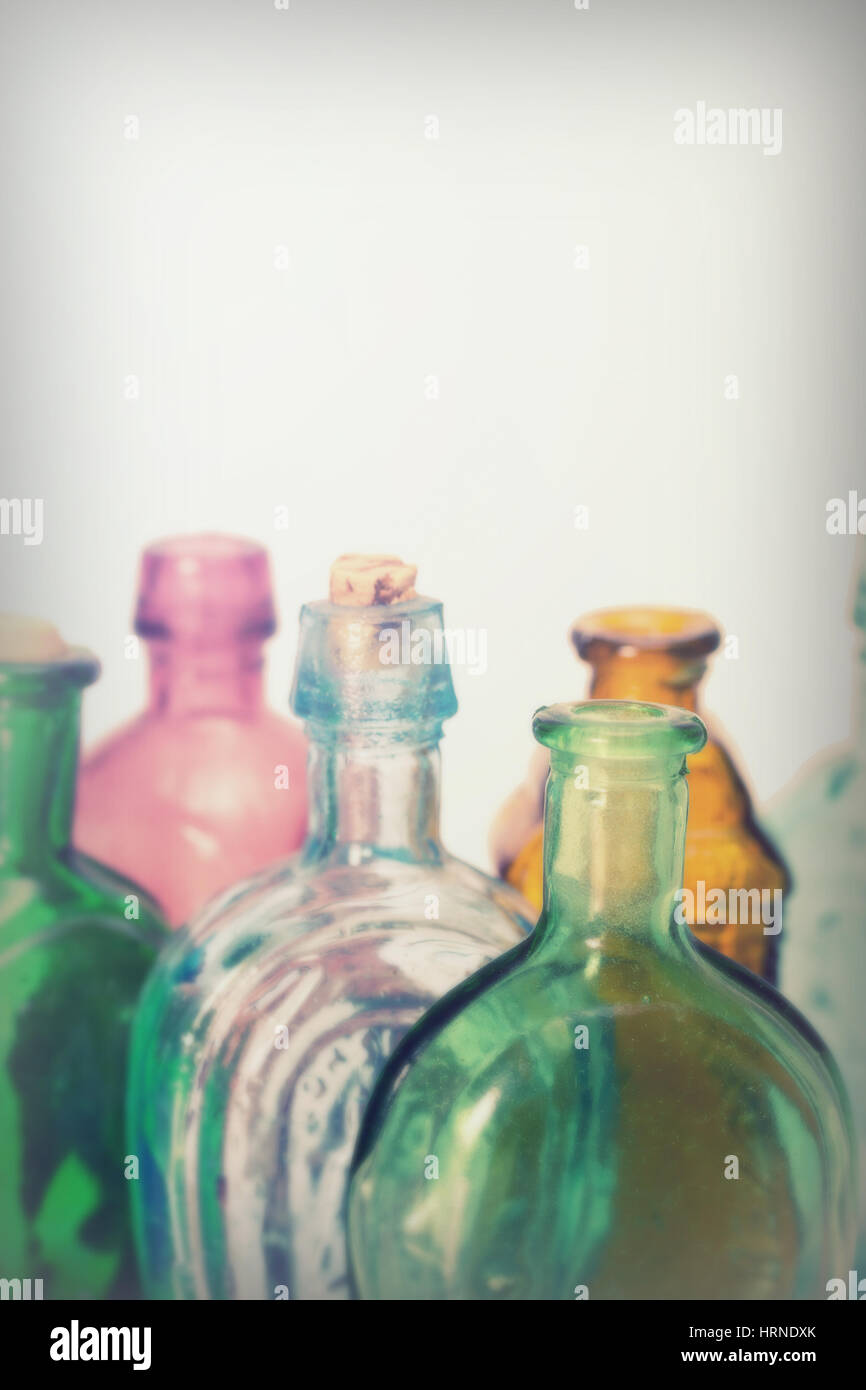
[146,638,266,718]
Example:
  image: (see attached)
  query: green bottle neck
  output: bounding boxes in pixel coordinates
[534,758,690,958]
[0,688,81,874]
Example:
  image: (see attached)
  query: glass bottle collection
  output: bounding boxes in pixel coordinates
[0,541,860,1300]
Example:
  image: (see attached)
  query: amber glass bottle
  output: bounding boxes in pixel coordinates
[491,608,788,982]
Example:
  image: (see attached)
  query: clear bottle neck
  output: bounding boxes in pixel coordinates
[145,638,266,717]
[290,594,459,863]
[0,685,81,873]
[533,757,690,958]
[302,730,443,864]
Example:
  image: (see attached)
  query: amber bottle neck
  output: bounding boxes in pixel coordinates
[586,652,707,712]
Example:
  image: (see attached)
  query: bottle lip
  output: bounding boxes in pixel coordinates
[134,533,277,641]
[533,699,708,761]
[291,594,458,729]
[0,646,100,692]
[571,606,721,659]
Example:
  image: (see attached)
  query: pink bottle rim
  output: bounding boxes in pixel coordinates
[134,533,277,641]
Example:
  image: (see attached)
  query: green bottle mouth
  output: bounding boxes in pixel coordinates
[532,699,707,762]
[0,651,100,700]
[0,615,99,693]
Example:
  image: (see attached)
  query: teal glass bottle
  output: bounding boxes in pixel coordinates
[128,560,532,1301]
[349,701,855,1300]
[0,617,166,1299]
[769,541,866,1267]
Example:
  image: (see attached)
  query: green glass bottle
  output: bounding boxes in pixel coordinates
[0,616,166,1299]
[349,701,855,1300]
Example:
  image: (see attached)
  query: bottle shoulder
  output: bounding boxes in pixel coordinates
[349,932,855,1300]
[187,850,530,941]
[135,852,530,1057]
[689,939,856,1135]
[77,716,308,834]
[80,709,306,778]
[769,745,863,837]
[435,853,536,932]
[355,927,852,1154]
[0,855,165,956]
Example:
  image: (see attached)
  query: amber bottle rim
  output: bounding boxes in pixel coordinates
[571,606,722,660]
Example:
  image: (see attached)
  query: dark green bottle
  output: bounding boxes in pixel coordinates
[349,700,855,1300]
[0,617,166,1299]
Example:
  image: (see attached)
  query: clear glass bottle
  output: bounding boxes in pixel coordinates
[75,534,308,928]
[769,541,866,1266]
[492,607,788,982]
[350,700,854,1300]
[128,563,532,1301]
[0,617,166,1299]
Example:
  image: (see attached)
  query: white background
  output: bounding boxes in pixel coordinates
[2,0,864,868]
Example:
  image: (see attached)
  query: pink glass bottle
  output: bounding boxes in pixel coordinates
[75,535,308,927]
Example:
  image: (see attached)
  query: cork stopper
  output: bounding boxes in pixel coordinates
[0,614,69,663]
[329,554,418,607]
